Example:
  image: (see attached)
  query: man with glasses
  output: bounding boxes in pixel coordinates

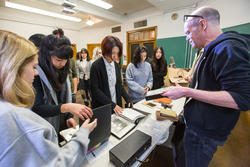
[162,6,250,167]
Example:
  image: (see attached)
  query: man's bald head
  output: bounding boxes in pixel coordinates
[192,6,220,26]
[184,7,223,49]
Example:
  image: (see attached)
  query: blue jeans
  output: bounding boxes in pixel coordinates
[184,128,225,167]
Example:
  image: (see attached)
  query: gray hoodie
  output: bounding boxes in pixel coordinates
[0,101,89,167]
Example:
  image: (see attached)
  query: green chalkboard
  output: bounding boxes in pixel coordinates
[222,22,250,34]
[157,22,250,68]
[157,36,186,68]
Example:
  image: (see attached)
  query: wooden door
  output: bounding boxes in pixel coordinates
[87,43,101,60]
[71,44,77,60]
[126,26,157,67]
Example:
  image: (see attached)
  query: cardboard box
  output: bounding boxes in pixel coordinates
[165,68,189,87]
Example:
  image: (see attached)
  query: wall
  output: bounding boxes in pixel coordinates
[158,23,250,68]
[0,0,249,60]
[79,26,123,50]
[79,0,250,66]
[0,7,82,46]
[156,0,250,67]
[157,0,250,38]
[79,0,250,41]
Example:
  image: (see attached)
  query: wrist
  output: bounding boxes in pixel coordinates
[61,104,68,113]
[184,87,192,97]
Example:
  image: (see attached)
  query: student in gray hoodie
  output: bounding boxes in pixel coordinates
[0,30,97,167]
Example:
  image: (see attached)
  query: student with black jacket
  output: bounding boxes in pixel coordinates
[90,36,132,114]
[150,46,168,89]
[32,35,93,137]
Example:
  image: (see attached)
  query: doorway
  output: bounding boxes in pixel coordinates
[126,26,157,67]
[87,43,101,60]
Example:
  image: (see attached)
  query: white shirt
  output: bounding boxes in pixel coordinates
[103,57,117,103]
[80,58,87,74]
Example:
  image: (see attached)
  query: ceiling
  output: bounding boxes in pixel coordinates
[103,0,154,16]
[1,0,204,30]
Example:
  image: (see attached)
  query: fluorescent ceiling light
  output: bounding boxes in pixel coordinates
[62,0,77,8]
[86,19,94,26]
[63,7,76,14]
[5,1,81,22]
[82,0,112,9]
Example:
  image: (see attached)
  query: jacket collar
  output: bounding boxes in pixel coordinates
[36,65,58,104]
[36,65,72,104]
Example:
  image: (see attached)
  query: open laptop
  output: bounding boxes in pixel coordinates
[80,103,112,150]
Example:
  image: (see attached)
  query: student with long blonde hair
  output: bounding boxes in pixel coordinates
[92,46,102,62]
[0,30,97,167]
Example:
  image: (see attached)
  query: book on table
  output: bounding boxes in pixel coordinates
[111,108,146,139]
[145,87,167,100]
[59,125,79,142]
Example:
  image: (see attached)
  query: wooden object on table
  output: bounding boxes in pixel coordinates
[154,97,172,105]
[142,101,157,108]
[156,109,178,121]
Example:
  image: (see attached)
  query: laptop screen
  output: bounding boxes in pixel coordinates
[80,104,112,150]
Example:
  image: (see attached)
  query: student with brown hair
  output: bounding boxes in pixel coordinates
[77,48,92,105]
[90,35,132,114]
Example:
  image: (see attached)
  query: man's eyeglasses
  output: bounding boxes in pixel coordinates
[183,15,204,22]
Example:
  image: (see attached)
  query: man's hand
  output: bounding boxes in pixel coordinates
[162,83,189,99]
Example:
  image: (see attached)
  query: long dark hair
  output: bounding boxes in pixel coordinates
[28,33,45,48]
[133,45,148,68]
[80,48,90,61]
[39,35,73,92]
[151,46,167,72]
